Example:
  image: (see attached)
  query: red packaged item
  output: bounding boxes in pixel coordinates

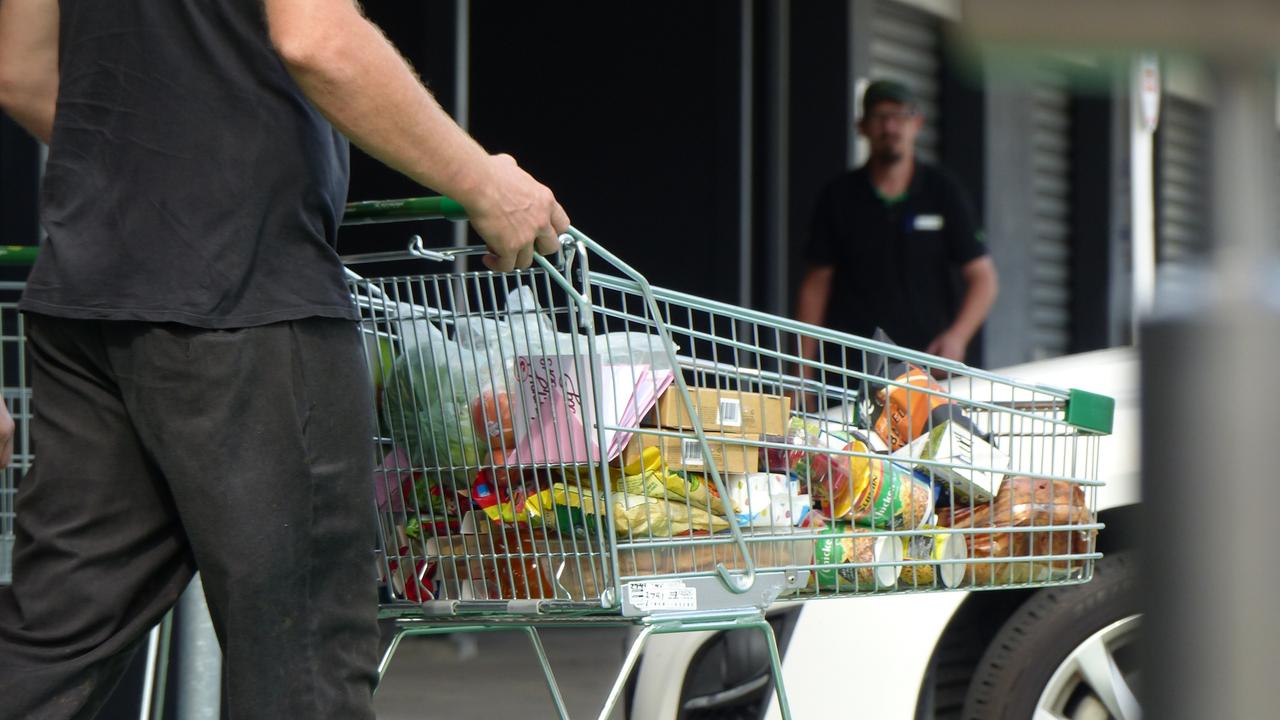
[482,527,555,600]
[387,547,437,602]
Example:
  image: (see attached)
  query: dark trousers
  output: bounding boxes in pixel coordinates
[0,315,379,719]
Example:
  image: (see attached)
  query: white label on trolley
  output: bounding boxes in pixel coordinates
[716,398,743,427]
[628,580,698,611]
[681,439,704,466]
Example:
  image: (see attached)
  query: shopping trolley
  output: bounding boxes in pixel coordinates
[344,198,1113,720]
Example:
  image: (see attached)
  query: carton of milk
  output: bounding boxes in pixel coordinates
[906,421,1009,502]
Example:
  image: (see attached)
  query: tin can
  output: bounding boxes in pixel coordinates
[899,530,968,588]
[808,524,902,591]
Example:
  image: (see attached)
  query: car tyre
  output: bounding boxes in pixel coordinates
[962,551,1140,720]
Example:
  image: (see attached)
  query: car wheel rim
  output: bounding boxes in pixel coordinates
[1034,614,1142,720]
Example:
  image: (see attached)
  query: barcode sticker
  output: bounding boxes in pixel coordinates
[628,581,698,611]
[716,398,743,427]
[681,439,704,466]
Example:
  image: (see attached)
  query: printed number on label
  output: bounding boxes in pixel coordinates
[628,581,698,611]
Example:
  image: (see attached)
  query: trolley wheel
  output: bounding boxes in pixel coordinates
[962,552,1141,720]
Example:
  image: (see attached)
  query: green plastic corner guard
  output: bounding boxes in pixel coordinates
[342,196,467,225]
[1065,388,1115,435]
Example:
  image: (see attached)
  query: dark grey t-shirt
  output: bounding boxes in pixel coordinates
[20,0,357,328]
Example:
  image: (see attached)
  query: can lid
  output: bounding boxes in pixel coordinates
[871,534,905,588]
[935,532,969,589]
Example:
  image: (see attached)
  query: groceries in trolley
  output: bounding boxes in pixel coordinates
[371,293,1099,604]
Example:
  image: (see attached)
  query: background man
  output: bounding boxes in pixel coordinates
[796,79,998,372]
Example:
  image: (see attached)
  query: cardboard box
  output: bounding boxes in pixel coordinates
[620,431,760,474]
[645,386,791,437]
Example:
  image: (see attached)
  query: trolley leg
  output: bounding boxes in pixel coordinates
[525,627,571,720]
[747,617,792,720]
[596,624,656,720]
[376,626,408,689]
[139,609,175,720]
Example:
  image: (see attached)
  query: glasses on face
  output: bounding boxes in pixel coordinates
[865,109,918,126]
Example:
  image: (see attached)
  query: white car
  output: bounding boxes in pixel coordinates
[625,347,1140,720]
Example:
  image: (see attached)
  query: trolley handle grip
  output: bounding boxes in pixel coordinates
[0,245,39,266]
[340,196,574,271]
[342,196,467,225]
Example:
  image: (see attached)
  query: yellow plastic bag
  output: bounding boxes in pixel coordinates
[618,446,740,517]
[525,482,730,537]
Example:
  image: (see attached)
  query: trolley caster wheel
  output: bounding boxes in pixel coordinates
[962,552,1140,720]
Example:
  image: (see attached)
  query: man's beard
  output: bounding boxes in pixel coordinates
[871,145,905,164]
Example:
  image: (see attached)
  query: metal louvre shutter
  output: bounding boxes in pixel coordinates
[870,0,941,163]
[1156,97,1212,269]
[1028,67,1073,359]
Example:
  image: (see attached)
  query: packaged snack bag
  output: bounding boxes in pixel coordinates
[870,362,953,451]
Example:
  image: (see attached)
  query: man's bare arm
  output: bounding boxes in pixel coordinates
[926,255,998,362]
[264,0,567,271]
[795,265,834,376]
[0,0,59,143]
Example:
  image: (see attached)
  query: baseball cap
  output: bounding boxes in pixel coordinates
[862,79,918,117]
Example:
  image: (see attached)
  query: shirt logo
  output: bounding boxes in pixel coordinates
[913,214,944,231]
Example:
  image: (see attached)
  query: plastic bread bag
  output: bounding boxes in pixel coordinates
[454,285,677,392]
[725,472,811,528]
[936,476,1094,585]
[497,285,678,369]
